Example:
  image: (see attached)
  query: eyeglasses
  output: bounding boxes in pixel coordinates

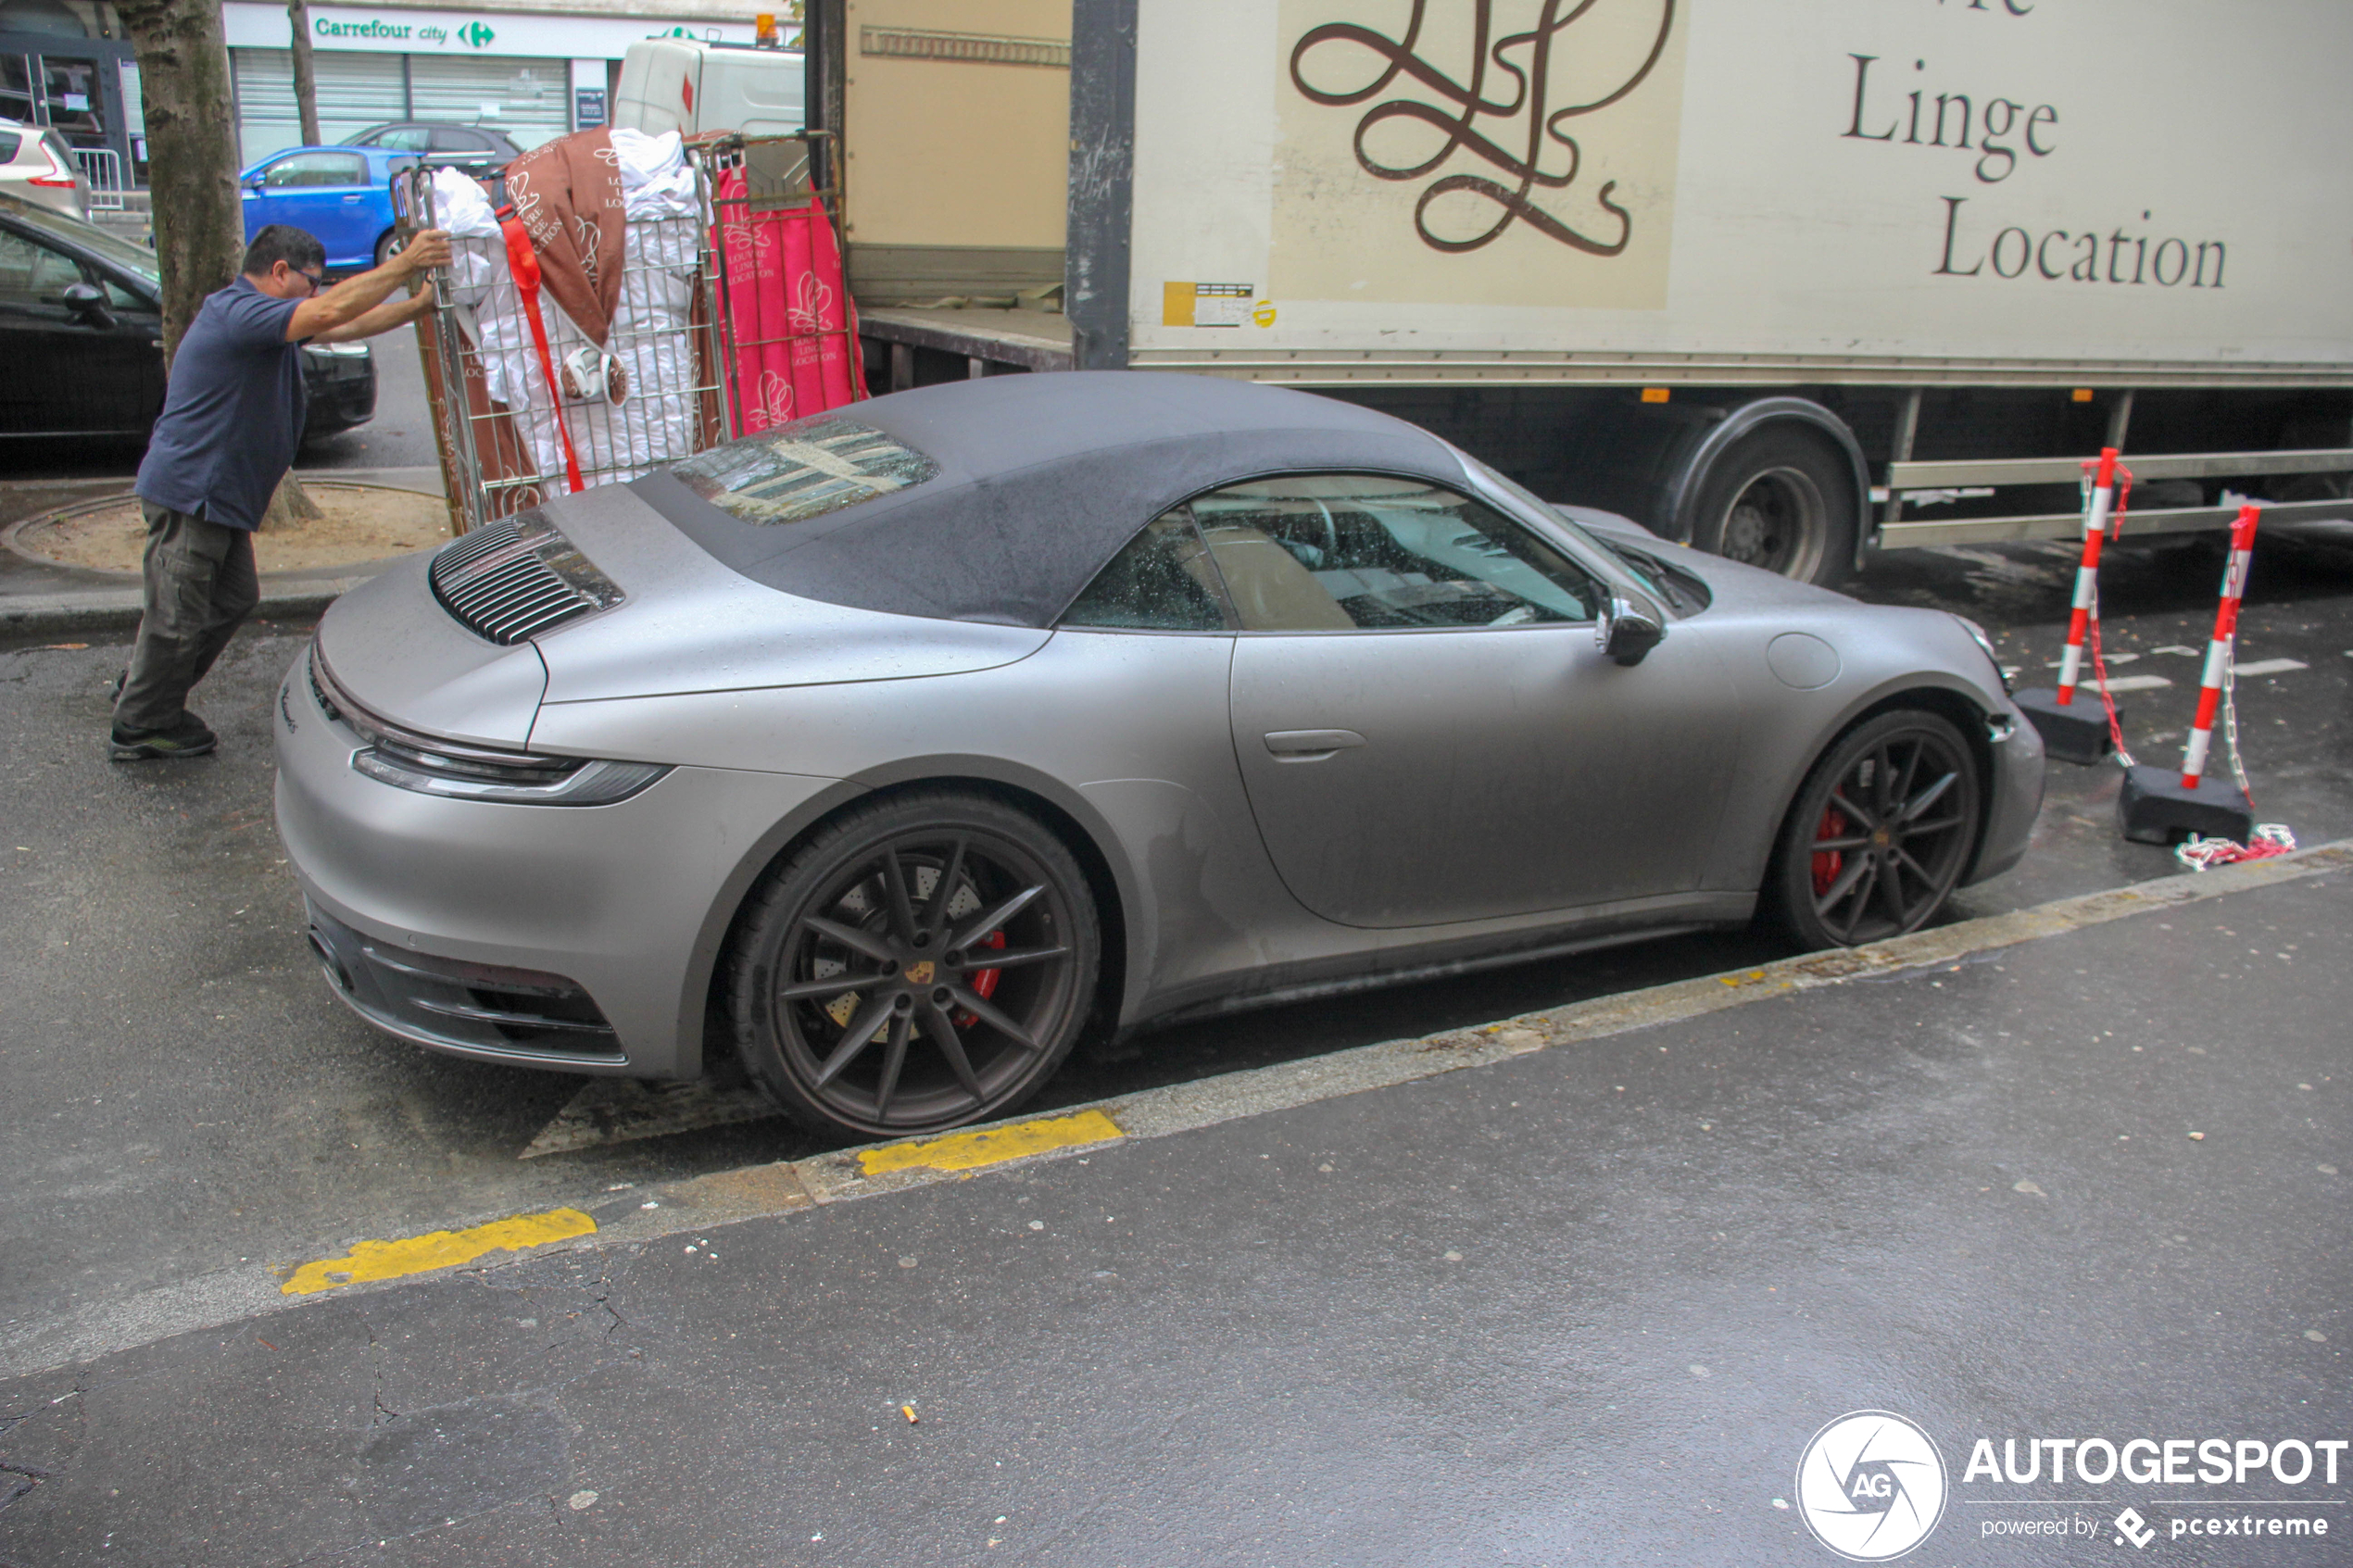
[291,267,325,295]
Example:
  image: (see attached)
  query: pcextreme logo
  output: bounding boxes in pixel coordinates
[1796,1411,1949,1562]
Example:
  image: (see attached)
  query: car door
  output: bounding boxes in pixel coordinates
[244,150,376,269]
[1209,472,1743,929]
[0,221,156,435]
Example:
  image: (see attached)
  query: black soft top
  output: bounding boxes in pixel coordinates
[628,371,1467,626]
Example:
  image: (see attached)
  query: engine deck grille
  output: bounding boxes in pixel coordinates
[428,511,623,645]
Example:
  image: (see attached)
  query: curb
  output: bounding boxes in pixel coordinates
[1,576,380,639]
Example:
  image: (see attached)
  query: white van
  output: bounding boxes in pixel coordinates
[613,41,804,139]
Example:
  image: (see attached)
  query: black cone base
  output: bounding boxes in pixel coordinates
[2012,687,2116,766]
[2119,765,2253,846]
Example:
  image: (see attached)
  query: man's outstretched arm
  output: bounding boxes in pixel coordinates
[308,291,434,345]
[284,230,452,342]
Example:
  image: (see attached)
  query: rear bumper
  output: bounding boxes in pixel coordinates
[302,355,377,434]
[273,651,846,1078]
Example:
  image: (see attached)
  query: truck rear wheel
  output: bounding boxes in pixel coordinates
[1690,426,1856,586]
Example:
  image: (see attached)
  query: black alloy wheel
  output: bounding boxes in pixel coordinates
[1768,710,1983,949]
[728,791,1100,1137]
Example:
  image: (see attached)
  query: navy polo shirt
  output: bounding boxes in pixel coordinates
[135,279,308,532]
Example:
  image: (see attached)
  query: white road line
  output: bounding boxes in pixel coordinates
[2087,674,2174,693]
[2232,658,2309,677]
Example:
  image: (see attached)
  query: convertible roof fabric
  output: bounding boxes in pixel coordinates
[627,372,1468,626]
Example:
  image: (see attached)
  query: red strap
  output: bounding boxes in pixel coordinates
[502,218,585,495]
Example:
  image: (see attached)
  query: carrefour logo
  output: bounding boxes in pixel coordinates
[458,20,495,48]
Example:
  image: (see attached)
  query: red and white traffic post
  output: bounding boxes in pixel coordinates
[2054,447,2120,706]
[2011,446,2126,763]
[2179,503,2260,788]
[2119,502,2261,845]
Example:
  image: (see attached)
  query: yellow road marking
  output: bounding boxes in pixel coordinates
[281,1208,597,1296]
[859,1110,1124,1177]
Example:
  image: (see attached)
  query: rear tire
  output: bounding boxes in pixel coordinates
[374,231,400,270]
[725,790,1101,1138]
[1690,426,1858,586]
[1764,710,1983,950]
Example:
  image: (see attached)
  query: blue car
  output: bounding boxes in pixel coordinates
[237,145,421,276]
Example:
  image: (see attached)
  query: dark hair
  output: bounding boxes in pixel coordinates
[242,224,327,277]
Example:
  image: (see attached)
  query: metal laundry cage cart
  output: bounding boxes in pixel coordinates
[393,132,849,538]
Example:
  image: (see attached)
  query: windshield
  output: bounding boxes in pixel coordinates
[0,196,159,285]
[1458,451,1686,608]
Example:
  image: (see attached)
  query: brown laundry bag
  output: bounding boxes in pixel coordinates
[502,127,627,347]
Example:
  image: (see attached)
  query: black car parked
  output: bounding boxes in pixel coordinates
[0,194,375,444]
[348,122,522,163]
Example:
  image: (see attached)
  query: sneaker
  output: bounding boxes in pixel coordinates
[109,669,125,703]
[109,713,218,761]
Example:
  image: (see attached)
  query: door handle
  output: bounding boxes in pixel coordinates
[1264,728,1365,760]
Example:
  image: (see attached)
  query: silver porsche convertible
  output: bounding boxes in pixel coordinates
[277,374,2043,1136]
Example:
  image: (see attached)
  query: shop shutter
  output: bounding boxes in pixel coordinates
[408,56,571,150]
[232,48,405,164]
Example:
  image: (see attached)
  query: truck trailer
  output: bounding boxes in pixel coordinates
[727,0,2353,583]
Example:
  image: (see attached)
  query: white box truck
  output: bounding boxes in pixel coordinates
[799,0,2353,583]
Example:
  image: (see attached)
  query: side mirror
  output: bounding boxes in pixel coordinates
[60,281,116,329]
[1595,594,1666,666]
[242,174,266,191]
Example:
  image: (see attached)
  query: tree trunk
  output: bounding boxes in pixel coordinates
[260,472,325,531]
[120,0,319,530]
[287,0,321,147]
[116,0,244,364]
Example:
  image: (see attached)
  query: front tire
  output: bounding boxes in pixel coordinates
[374,231,400,270]
[1690,426,1857,586]
[1764,710,1983,949]
[725,790,1101,1137]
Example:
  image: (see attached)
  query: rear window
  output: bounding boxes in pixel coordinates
[669,416,938,526]
[0,129,20,162]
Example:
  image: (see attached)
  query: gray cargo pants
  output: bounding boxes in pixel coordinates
[115,502,259,733]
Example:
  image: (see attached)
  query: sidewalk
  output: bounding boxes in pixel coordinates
[3,853,2343,1567]
[0,468,443,640]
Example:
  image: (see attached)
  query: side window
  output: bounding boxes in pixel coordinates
[0,230,85,305]
[1060,510,1232,632]
[374,127,434,152]
[263,152,367,188]
[429,127,487,153]
[1191,473,1603,632]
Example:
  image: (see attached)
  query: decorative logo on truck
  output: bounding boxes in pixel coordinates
[1288,0,1676,257]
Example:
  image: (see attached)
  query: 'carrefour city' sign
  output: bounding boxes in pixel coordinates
[221,3,754,58]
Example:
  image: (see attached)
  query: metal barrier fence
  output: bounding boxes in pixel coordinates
[70,146,123,212]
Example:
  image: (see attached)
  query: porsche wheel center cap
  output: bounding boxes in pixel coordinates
[1871,827,1893,848]
[903,960,935,985]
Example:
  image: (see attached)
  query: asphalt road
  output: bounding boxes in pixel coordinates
[1,846,2344,1566]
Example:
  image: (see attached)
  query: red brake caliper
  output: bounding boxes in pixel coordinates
[953,931,1005,1026]
[1810,808,1847,897]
